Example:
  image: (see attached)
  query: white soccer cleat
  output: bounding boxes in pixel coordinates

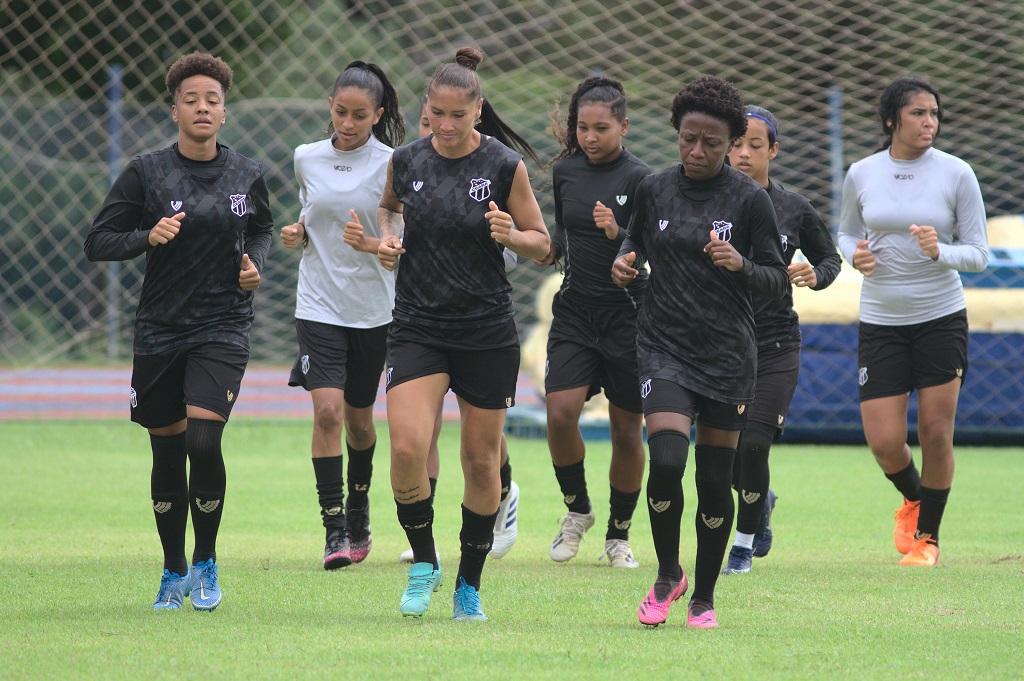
[549,509,595,562]
[599,538,639,568]
[490,481,520,558]
[399,547,441,564]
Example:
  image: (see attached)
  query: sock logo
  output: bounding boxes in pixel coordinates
[195,498,221,513]
[153,501,172,513]
[742,491,761,504]
[404,521,429,530]
[324,505,342,516]
[649,498,670,513]
[613,519,632,530]
[914,530,932,541]
[501,485,510,496]
[701,513,724,529]
[858,366,868,386]
[354,484,368,492]
[563,494,576,504]
[468,542,491,552]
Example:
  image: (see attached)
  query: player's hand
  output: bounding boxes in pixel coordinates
[789,262,817,288]
[611,252,638,288]
[343,210,372,252]
[377,234,405,271]
[853,239,875,276]
[593,201,618,240]
[909,224,939,260]
[704,229,744,271]
[532,242,557,267]
[148,211,184,247]
[281,221,305,249]
[487,200,513,246]
[239,253,260,291]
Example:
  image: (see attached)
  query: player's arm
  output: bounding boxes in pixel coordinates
[376,158,405,271]
[612,177,649,287]
[83,161,153,261]
[496,161,550,261]
[243,173,274,275]
[795,201,841,290]
[733,189,788,299]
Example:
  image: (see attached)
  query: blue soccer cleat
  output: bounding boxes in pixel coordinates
[721,545,753,575]
[752,489,778,558]
[153,568,191,610]
[452,577,487,621]
[189,559,222,611]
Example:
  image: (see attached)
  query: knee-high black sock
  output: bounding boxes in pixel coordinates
[311,455,345,532]
[457,504,498,590]
[396,497,437,569]
[606,485,641,541]
[346,441,374,509]
[885,459,921,502]
[917,486,950,544]
[553,460,591,514]
[150,432,188,575]
[187,418,226,565]
[646,431,688,578]
[691,445,736,612]
[499,459,512,502]
[735,423,774,536]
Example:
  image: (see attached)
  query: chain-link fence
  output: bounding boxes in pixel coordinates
[2,1,1023,438]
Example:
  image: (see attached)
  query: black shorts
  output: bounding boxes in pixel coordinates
[640,378,748,431]
[130,342,249,428]
[747,344,801,438]
[544,293,642,413]
[858,309,969,402]
[385,318,519,410]
[288,319,389,409]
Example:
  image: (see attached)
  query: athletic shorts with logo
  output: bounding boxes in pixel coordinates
[747,344,800,439]
[544,292,643,413]
[858,309,968,402]
[385,318,519,410]
[640,378,748,431]
[288,318,388,409]
[130,341,248,428]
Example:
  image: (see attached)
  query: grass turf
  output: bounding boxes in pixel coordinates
[1,420,1022,680]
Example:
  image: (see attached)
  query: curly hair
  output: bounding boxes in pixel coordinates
[877,76,942,151]
[165,52,233,101]
[553,75,628,162]
[669,75,746,140]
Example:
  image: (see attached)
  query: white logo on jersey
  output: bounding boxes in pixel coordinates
[780,234,788,250]
[616,195,627,206]
[230,194,247,217]
[469,178,491,202]
[301,354,310,375]
[170,200,182,211]
[640,379,652,398]
[130,387,137,409]
[712,220,733,242]
[413,181,423,191]
[858,366,868,386]
[658,219,669,231]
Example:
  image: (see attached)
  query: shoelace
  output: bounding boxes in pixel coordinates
[600,542,630,562]
[405,571,435,598]
[455,585,481,614]
[894,501,918,522]
[557,514,589,537]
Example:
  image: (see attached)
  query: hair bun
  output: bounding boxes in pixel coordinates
[455,47,483,71]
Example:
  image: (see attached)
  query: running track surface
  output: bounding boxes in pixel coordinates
[0,367,544,421]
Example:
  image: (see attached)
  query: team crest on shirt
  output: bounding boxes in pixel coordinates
[230,194,247,217]
[712,220,733,242]
[413,181,423,191]
[170,200,182,211]
[616,195,627,206]
[658,220,669,231]
[469,178,491,202]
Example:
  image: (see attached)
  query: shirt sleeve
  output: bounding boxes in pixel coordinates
[737,188,788,299]
[935,165,988,273]
[837,169,865,266]
[617,176,649,268]
[244,171,274,274]
[83,160,152,262]
[550,172,567,261]
[798,200,842,290]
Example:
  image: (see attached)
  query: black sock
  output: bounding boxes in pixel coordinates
[396,497,437,569]
[150,432,188,576]
[187,418,226,565]
[499,459,512,502]
[917,486,950,544]
[885,460,921,502]
[735,424,773,536]
[311,455,345,533]
[457,504,497,591]
[691,444,736,608]
[346,441,374,509]
[646,430,688,577]
[606,485,640,541]
[553,460,591,514]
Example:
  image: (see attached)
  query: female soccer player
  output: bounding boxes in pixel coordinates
[721,105,842,575]
[612,76,788,628]
[534,76,652,568]
[377,48,550,620]
[84,52,274,611]
[280,61,404,570]
[838,76,987,567]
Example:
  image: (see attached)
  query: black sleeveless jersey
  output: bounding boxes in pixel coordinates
[551,149,652,309]
[84,144,273,354]
[391,136,520,328]
[619,164,788,403]
[755,182,842,349]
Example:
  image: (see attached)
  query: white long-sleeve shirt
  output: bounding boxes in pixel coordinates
[838,147,988,325]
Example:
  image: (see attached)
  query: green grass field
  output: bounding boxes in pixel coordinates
[2,420,1022,680]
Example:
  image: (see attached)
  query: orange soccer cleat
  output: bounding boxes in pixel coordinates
[893,499,921,554]
[899,535,940,567]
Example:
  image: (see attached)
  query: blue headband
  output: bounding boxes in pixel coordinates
[746,112,777,137]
